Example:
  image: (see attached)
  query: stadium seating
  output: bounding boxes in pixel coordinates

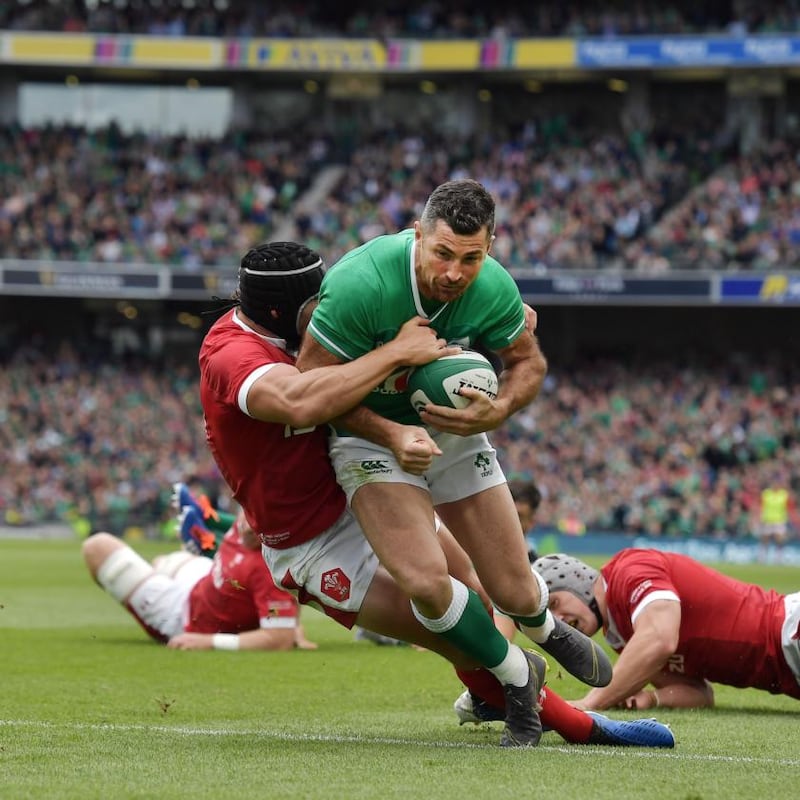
[0,124,329,268]
[3,120,777,272]
[1,0,798,543]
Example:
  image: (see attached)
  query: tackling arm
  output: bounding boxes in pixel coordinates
[294,333,405,449]
[247,317,457,429]
[297,333,444,476]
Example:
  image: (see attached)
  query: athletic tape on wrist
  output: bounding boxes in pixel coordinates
[212,633,240,651]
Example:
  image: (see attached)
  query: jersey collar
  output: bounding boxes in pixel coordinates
[232,309,288,351]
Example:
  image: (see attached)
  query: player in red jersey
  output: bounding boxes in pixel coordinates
[530,550,800,709]
[82,512,316,651]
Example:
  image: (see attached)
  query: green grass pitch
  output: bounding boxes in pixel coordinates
[1,538,797,799]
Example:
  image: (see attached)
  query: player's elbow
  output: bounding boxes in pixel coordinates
[282,399,333,429]
[531,349,548,382]
[533,350,548,376]
[508,349,547,392]
[661,627,681,656]
[654,634,679,662]
[637,629,679,665]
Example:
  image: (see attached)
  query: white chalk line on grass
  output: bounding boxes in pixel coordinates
[1,718,798,767]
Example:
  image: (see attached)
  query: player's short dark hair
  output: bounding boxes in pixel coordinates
[508,479,542,511]
[237,241,326,348]
[420,179,496,237]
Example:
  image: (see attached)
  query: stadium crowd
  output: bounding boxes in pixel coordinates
[294,120,740,271]
[0,338,219,534]
[2,0,800,38]
[11,119,797,272]
[495,354,800,538]
[638,139,800,271]
[0,123,330,269]
[2,338,797,542]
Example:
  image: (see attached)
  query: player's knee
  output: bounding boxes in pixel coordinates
[93,540,153,602]
[490,574,540,617]
[82,532,123,577]
[396,565,452,612]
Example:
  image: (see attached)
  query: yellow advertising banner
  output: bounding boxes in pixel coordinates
[8,34,96,63]
[130,38,218,66]
[5,33,218,67]
[513,39,577,68]
[2,33,579,72]
[242,39,386,70]
[417,41,482,69]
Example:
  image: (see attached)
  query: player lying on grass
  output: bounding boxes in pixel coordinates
[527,550,800,710]
[82,508,317,651]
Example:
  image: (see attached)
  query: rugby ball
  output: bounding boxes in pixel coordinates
[408,351,498,414]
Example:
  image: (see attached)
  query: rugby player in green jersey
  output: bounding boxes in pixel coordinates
[297,180,611,745]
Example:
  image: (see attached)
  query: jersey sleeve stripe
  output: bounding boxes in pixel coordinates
[307,321,356,361]
[506,318,526,342]
[631,590,680,624]
[238,363,281,416]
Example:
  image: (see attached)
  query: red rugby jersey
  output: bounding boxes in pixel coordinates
[199,310,346,548]
[186,524,298,633]
[602,548,799,698]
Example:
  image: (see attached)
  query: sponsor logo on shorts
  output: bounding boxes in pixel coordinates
[473,452,494,477]
[360,459,392,474]
[321,568,351,602]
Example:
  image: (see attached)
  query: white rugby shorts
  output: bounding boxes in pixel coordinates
[329,431,507,505]
[261,509,379,629]
[98,546,212,642]
[782,590,800,687]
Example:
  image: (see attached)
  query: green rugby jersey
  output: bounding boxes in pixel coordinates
[307,229,526,426]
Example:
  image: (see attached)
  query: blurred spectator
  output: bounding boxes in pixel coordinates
[2,339,798,542]
[492,353,800,540]
[0,123,329,269]
[3,1,800,38]
[755,469,798,562]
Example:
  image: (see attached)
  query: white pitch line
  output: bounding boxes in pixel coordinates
[1,719,798,767]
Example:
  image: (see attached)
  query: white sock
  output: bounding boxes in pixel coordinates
[488,643,530,687]
[410,576,467,632]
[520,609,556,644]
